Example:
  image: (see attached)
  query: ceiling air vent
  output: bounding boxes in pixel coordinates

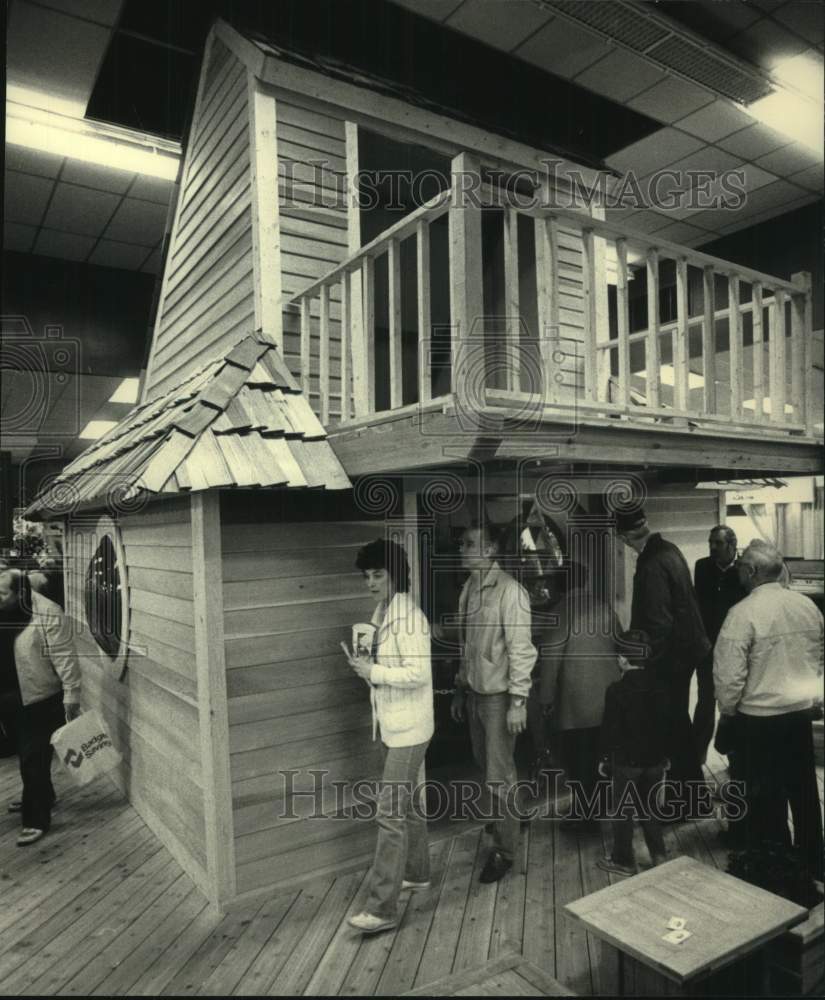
[647,36,772,105]
[546,0,669,52]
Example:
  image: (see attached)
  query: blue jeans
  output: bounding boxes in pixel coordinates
[467,691,520,862]
[365,740,430,920]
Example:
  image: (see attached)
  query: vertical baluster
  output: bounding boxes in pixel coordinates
[751,282,764,421]
[536,214,560,403]
[728,275,743,421]
[581,228,597,402]
[701,267,716,414]
[416,220,432,404]
[362,256,376,415]
[448,152,483,405]
[770,289,786,423]
[615,238,630,409]
[339,271,350,423]
[674,257,689,412]
[791,272,813,434]
[790,272,810,427]
[319,283,330,425]
[300,297,311,401]
[504,207,521,392]
[646,249,660,409]
[388,239,403,409]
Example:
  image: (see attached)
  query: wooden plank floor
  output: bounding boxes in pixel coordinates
[0,749,822,996]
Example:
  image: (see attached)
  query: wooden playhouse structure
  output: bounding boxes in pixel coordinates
[27,18,822,912]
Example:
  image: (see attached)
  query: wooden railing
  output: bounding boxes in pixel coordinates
[285,154,817,438]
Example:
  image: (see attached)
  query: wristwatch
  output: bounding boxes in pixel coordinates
[510,696,527,708]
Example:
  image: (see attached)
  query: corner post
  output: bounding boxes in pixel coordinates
[449,152,484,415]
[191,491,236,912]
[791,271,813,434]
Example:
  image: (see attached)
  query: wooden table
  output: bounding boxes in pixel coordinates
[564,856,808,996]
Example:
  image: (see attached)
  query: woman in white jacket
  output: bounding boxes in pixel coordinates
[0,569,81,845]
[345,538,434,934]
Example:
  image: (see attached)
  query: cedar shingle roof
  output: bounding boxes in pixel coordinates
[25,334,350,519]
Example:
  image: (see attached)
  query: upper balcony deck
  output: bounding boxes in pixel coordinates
[284,154,821,476]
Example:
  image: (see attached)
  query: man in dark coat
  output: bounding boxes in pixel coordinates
[693,525,748,763]
[616,508,710,818]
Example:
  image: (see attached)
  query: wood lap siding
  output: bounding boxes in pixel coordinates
[221,518,383,895]
[644,484,720,575]
[145,41,255,401]
[276,98,350,421]
[64,502,208,886]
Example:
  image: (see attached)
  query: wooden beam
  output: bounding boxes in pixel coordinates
[581,228,598,403]
[449,152,484,407]
[674,257,689,412]
[770,290,787,424]
[791,272,814,436]
[416,220,432,404]
[319,283,330,424]
[247,77,282,348]
[340,272,351,423]
[701,267,716,415]
[388,237,403,409]
[191,491,236,912]
[790,271,811,429]
[751,282,764,420]
[646,249,661,410]
[504,207,521,392]
[615,238,630,410]
[300,297,311,399]
[728,274,743,422]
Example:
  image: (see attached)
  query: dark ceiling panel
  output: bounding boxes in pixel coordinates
[87,0,661,163]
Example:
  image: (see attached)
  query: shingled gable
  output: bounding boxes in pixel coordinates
[25,333,351,519]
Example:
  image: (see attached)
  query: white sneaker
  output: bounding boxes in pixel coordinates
[401,879,431,891]
[347,911,397,934]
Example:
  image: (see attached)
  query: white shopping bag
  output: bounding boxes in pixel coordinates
[50,710,122,786]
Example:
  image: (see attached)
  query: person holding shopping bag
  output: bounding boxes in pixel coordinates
[344,538,434,935]
[0,568,81,846]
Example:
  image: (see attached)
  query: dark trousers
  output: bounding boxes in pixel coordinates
[693,653,716,765]
[738,711,824,881]
[560,727,601,818]
[611,760,667,867]
[665,666,705,792]
[7,694,64,831]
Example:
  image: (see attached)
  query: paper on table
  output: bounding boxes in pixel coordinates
[662,929,692,945]
[667,917,687,930]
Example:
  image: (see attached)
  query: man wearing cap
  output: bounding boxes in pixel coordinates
[616,508,710,817]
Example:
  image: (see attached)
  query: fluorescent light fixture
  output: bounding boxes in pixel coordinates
[637,366,704,389]
[80,420,118,440]
[747,87,823,155]
[109,378,141,404]
[743,398,794,415]
[771,52,824,103]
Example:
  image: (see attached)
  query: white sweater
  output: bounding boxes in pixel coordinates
[368,593,434,747]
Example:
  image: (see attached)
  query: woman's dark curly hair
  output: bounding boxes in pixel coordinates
[355,538,411,594]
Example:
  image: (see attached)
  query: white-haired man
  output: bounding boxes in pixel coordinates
[714,541,824,880]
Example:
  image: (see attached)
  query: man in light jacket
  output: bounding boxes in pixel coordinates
[714,541,824,880]
[0,569,81,845]
[451,523,537,883]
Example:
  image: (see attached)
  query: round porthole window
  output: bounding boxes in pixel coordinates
[85,535,123,658]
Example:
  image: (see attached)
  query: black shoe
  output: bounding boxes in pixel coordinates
[479,850,512,884]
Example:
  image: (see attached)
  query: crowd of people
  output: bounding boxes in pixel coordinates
[345,514,824,935]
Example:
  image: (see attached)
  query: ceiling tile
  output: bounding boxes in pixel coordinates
[626,76,715,124]
[87,238,149,270]
[6,2,112,109]
[140,247,164,274]
[644,144,741,181]
[606,127,704,175]
[620,209,672,234]
[674,100,756,142]
[717,123,793,160]
[4,171,54,224]
[649,220,711,243]
[728,17,810,70]
[389,0,463,21]
[514,18,613,78]
[4,146,64,178]
[42,182,121,236]
[34,228,97,261]
[736,162,780,191]
[445,0,551,52]
[573,48,666,102]
[102,197,169,246]
[714,193,819,236]
[728,178,808,213]
[774,2,825,42]
[129,174,175,205]
[789,163,824,191]
[60,160,135,194]
[33,0,123,26]
[756,143,822,175]
[4,221,38,253]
